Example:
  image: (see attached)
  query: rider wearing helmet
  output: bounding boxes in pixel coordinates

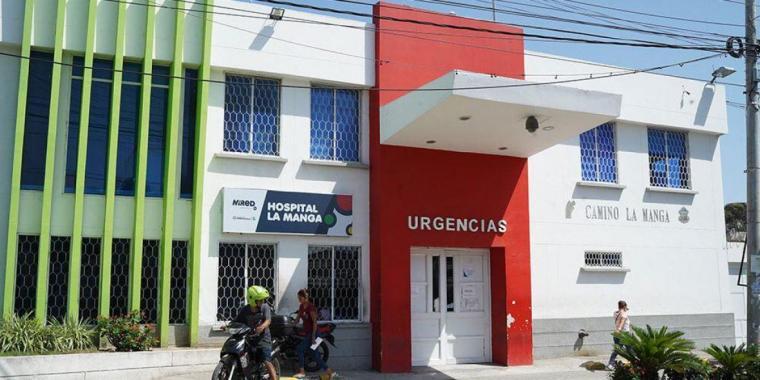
[232,285,277,380]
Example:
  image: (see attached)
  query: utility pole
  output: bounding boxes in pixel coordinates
[746,0,760,346]
[491,0,496,22]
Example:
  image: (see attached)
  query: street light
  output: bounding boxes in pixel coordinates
[710,66,736,84]
[269,8,285,21]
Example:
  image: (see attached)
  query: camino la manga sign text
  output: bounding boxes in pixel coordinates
[566,200,690,224]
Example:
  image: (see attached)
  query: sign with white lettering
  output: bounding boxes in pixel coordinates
[407,216,507,234]
[223,188,353,236]
[566,200,690,225]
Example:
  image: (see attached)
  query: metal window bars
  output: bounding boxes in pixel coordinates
[79,237,101,322]
[223,75,280,156]
[216,243,277,321]
[140,239,160,324]
[47,236,71,321]
[110,238,131,317]
[648,129,691,189]
[584,251,623,268]
[169,241,189,324]
[310,88,360,162]
[14,235,40,316]
[580,123,617,183]
[308,245,361,322]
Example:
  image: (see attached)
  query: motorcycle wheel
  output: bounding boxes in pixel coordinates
[304,342,330,373]
[212,355,240,380]
[261,357,281,380]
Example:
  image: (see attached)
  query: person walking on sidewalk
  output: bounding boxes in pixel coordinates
[607,300,630,370]
[293,288,335,380]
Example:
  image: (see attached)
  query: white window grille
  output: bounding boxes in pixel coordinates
[580,123,617,183]
[170,241,189,324]
[110,238,131,317]
[79,237,101,321]
[308,246,361,322]
[584,251,623,268]
[648,128,690,189]
[216,243,277,321]
[310,87,360,162]
[140,239,160,323]
[15,235,40,315]
[48,236,72,321]
[223,75,280,156]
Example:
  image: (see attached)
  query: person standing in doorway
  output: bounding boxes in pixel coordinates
[607,300,630,370]
[293,288,335,379]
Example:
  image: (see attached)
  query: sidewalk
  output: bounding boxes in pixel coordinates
[173,356,611,380]
[328,356,610,380]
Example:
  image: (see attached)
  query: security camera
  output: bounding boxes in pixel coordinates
[525,115,539,133]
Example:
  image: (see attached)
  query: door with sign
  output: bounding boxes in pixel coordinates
[410,248,491,365]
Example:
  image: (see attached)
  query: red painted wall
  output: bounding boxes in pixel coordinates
[370,2,532,372]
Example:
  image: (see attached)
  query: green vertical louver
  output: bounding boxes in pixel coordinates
[100,0,128,319]
[130,0,157,312]
[2,0,35,318]
[68,0,99,321]
[35,0,67,322]
[189,0,215,346]
[157,0,186,346]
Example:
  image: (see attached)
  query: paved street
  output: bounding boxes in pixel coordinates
[171,356,611,380]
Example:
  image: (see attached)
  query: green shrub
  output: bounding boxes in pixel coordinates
[704,344,757,380]
[612,325,703,380]
[47,317,96,352]
[609,362,641,380]
[96,311,157,352]
[663,357,712,380]
[0,314,95,354]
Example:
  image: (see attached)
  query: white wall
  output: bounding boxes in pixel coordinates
[210,0,374,87]
[726,241,747,344]
[529,121,729,319]
[525,52,728,135]
[197,70,371,325]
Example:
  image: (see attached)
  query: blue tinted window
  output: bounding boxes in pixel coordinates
[122,62,142,83]
[21,51,54,190]
[648,129,690,189]
[146,84,168,198]
[252,78,279,155]
[579,123,617,183]
[180,69,197,199]
[310,88,360,161]
[65,59,113,195]
[223,75,252,153]
[223,75,280,155]
[310,88,335,160]
[335,89,360,162]
[116,83,140,196]
[152,65,170,86]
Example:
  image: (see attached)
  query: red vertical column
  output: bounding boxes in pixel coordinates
[490,247,508,365]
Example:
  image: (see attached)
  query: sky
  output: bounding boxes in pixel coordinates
[253,0,748,204]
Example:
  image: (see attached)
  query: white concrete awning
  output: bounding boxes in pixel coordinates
[380,70,623,157]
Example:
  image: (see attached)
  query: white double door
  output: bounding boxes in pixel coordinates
[410,248,491,366]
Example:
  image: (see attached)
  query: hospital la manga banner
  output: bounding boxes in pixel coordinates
[223,188,353,236]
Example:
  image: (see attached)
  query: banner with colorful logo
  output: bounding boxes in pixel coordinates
[223,188,353,236]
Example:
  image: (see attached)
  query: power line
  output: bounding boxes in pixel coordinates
[0,50,724,92]
[101,0,744,88]
[253,0,726,52]
[533,0,723,46]
[121,0,642,78]
[409,0,727,44]
[495,0,735,40]
[562,0,743,28]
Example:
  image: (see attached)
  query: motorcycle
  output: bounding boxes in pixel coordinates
[212,321,281,380]
[270,313,337,373]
